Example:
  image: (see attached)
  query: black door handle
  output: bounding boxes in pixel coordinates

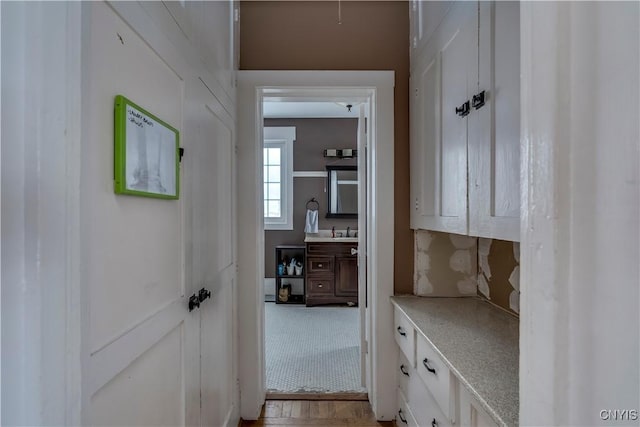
[198,288,211,303]
[397,326,407,337]
[455,100,470,117]
[398,409,407,424]
[472,91,486,109]
[188,294,200,312]
[400,364,410,377]
[432,418,438,427]
[423,358,436,374]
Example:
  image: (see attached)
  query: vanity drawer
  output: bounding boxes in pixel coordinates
[307,277,334,295]
[416,333,453,420]
[397,389,419,427]
[307,256,334,273]
[394,308,416,367]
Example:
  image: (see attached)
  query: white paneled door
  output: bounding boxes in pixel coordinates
[189,79,237,427]
[82,3,237,426]
[82,3,195,425]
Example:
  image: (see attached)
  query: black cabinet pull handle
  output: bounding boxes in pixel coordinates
[198,288,211,303]
[400,364,410,377]
[423,358,436,374]
[432,418,438,427]
[398,409,407,424]
[472,90,486,110]
[188,294,200,312]
[397,326,407,337]
[455,100,470,117]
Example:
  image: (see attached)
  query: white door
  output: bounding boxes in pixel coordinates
[190,80,237,427]
[82,3,198,425]
[357,104,369,389]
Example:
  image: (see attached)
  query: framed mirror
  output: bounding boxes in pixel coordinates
[326,165,358,218]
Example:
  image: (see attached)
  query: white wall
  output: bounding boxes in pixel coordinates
[1,3,83,424]
[520,2,639,425]
[1,1,240,425]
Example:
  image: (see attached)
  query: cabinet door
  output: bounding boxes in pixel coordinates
[335,256,358,296]
[468,1,521,241]
[409,0,454,58]
[411,2,477,234]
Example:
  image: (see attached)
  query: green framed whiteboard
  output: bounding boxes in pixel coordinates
[114,95,180,199]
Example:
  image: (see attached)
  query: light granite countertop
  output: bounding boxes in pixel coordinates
[390,295,519,427]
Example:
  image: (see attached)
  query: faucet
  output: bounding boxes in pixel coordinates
[331,226,335,238]
[346,227,350,237]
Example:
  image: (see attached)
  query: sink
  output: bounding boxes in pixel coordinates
[304,230,359,243]
[304,235,358,243]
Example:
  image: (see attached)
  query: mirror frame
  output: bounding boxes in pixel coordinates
[326,165,358,219]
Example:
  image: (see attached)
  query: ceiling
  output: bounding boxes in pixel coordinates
[263,101,360,119]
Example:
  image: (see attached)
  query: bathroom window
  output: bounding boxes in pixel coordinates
[264,127,295,230]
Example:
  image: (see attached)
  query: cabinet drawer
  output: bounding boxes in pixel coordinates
[397,350,412,398]
[408,368,451,427]
[416,333,452,420]
[394,309,416,367]
[397,390,419,427]
[306,243,355,255]
[307,277,334,295]
[307,256,333,273]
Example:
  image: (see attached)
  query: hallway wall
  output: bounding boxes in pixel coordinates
[240,1,412,293]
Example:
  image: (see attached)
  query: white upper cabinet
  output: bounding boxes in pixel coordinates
[409,0,453,55]
[410,2,477,235]
[468,1,520,241]
[410,1,521,242]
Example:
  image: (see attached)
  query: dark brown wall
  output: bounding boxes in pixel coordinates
[264,118,359,278]
[241,1,413,292]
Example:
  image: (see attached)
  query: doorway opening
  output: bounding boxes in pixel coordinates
[261,99,368,397]
[237,71,395,420]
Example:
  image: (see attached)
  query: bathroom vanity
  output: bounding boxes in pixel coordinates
[304,232,358,306]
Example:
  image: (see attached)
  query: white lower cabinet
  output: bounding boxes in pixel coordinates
[459,387,499,427]
[397,389,419,427]
[394,308,416,367]
[408,371,451,427]
[398,351,412,398]
[398,350,451,427]
[394,306,502,427]
[416,334,454,419]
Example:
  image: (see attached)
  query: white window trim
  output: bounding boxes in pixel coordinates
[264,126,295,230]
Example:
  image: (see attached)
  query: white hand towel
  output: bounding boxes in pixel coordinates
[304,209,319,233]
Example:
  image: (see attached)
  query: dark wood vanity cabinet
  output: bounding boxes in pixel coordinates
[335,256,358,296]
[306,242,358,306]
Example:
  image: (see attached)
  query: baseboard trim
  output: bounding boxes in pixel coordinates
[265,392,368,401]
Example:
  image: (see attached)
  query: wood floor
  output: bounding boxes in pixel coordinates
[240,400,395,426]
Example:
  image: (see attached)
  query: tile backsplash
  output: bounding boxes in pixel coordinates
[414,230,521,316]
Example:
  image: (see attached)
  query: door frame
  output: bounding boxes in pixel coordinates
[237,71,395,421]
